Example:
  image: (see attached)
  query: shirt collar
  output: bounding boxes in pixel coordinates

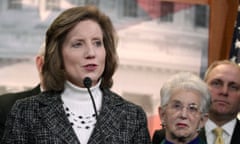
[222,119,236,136]
[205,119,236,136]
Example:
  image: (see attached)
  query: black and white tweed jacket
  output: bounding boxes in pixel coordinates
[1,88,151,144]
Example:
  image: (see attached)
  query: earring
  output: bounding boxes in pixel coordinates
[161,121,166,128]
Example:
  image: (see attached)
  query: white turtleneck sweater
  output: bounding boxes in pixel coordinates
[61,80,103,144]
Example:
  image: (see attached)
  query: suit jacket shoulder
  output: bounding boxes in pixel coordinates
[0,85,41,138]
[102,88,147,114]
[231,119,240,144]
[90,88,151,144]
[0,84,41,111]
[152,129,165,144]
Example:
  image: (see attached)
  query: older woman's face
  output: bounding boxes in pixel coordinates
[160,89,207,143]
[62,19,106,87]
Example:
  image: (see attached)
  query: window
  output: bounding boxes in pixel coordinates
[160,2,174,22]
[85,0,99,6]
[194,5,208,28]
[69,0,86,5]
[123,0,137,17]
[8,0,22,9]
[46,0,60,11]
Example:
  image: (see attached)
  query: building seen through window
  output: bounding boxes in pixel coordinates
[194,5,208,28]
[8,0,22,9]
[123,0,137,17]
[160,1,174,22]
[46,0,60,11]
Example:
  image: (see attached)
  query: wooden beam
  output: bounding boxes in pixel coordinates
[158,0,209,5]
[208,0,239,65]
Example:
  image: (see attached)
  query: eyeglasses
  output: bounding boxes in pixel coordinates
[166,101,201,115]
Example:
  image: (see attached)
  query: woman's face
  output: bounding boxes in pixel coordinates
[62,19,106,87]
[160,89,208,143]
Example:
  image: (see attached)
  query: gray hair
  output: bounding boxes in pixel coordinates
[160,72,211,113]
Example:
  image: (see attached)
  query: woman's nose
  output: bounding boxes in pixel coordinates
[179,107,188,118]
[85,45,95,58]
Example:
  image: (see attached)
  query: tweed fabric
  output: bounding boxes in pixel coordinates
[0,85,41,139]
[1,88,151,144]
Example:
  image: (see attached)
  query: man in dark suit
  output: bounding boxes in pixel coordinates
[152,60,240,144]
[0,85,41,137]
[203,60,240,144]
[0,43,45,138]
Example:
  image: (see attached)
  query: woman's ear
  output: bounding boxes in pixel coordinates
[35,55,44,73]
[158,106,166,128]
[159,106,167,117]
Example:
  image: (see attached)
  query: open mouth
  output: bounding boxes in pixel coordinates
[84,64,97,71]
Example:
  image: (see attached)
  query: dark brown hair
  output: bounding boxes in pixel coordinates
[42,5,118,91]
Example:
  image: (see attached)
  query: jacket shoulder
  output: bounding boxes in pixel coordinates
[0,85,41,104]
[103,88,146,113]
[152,129,165,144]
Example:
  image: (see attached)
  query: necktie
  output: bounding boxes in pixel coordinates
[213,127,224,144]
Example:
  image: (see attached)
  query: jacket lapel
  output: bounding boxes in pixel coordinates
[199,128,206,143]
[88,89,123,144]
[230,119,240,144]
[202,119,240,144]
[37,92,80,144]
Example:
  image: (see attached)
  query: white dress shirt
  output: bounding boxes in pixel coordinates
[205,119,236,144]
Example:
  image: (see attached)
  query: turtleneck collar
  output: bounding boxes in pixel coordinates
[62,79,102,101]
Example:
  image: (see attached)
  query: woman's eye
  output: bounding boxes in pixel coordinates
[188,105,198,112]
[173,103,181,109]
[72,42,82,48]
[94,40,102,47]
